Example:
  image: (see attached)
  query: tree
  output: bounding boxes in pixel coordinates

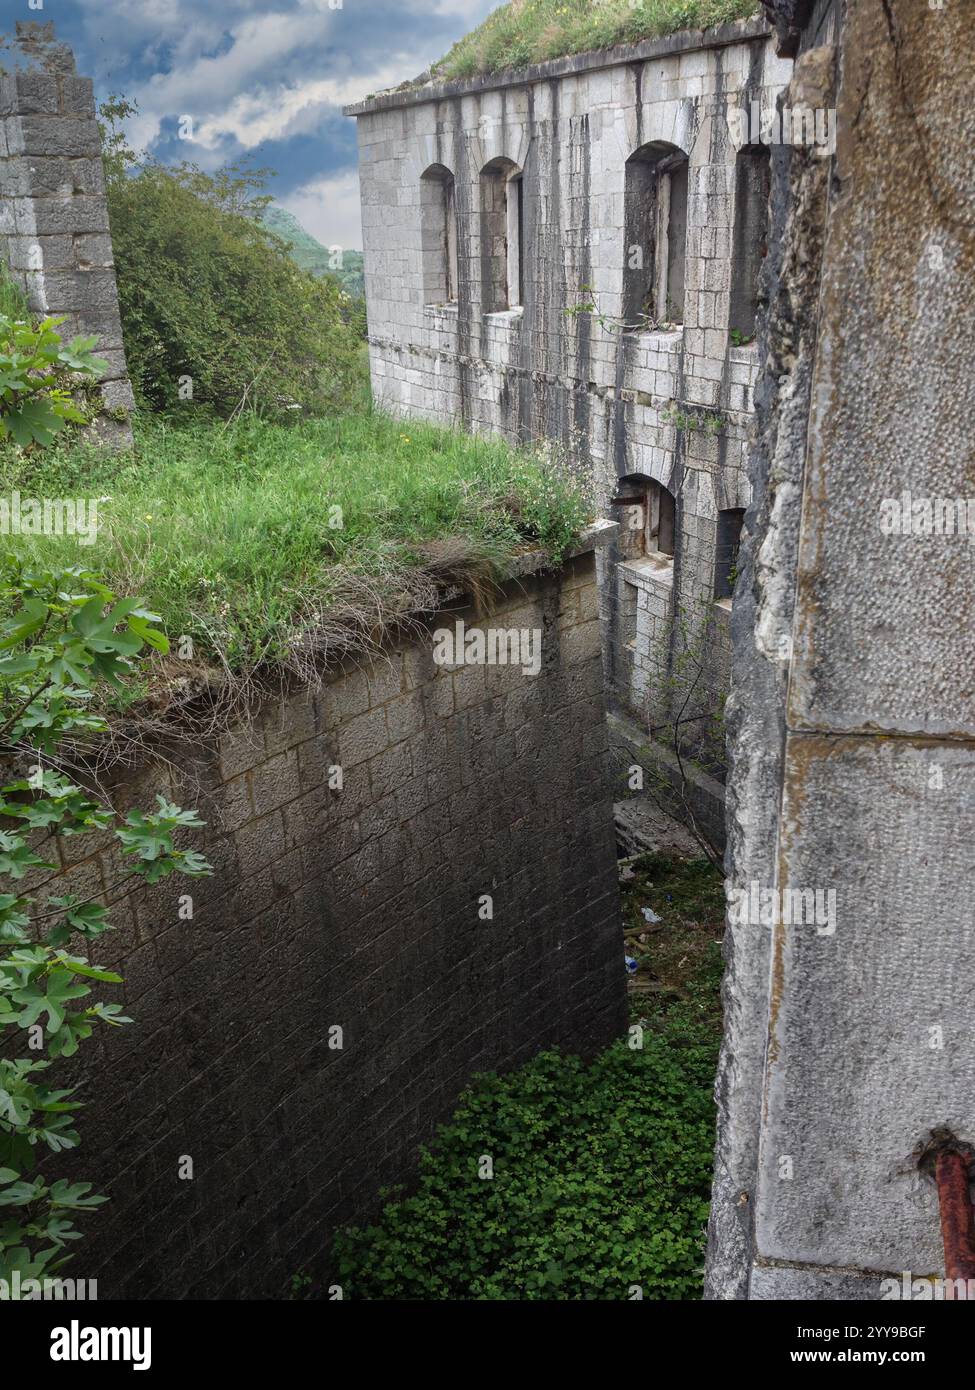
[0,558,213,1292]
[98,97,364,420]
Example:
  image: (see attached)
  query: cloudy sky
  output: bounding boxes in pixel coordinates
[28,0,498,250]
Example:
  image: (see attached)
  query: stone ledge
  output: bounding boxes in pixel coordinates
[505,519,619,581]
[619,553,675,588]
[344,16,772,115]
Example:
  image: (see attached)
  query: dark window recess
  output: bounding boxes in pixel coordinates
[444,178,458,302]
[420,164,458,306]
[515,175,525,306]
[480,156,522,312]
[623,143,689,330]
[715,508,745,600]
[653,485,677,557]
[611,477,677,560]
[729,145,771,338]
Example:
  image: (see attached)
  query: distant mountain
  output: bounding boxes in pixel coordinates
[261,205,365,298]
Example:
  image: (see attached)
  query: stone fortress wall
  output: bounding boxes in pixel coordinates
[21,536,626,1297]
[347,18,794,833]
[707,0,975,1299]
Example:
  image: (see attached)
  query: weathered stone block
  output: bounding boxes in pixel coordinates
[18,193,107,234]
[11,72,59,114]
[98,379,135,414]
[218,725,266,781]
[753,735,975,1274]
[337,706,389,765]
[40,267,119,310]
[250,749,300,816]
[73,231,115,267]
[69,156,106,195]
[234,810,287,878]
[14,114,101,158]
[59,76,95,115]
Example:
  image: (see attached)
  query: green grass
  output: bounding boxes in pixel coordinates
[0,263,29,322]
[0,410,591,680]
[431,0,760,82]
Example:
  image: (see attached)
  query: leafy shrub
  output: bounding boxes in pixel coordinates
[339,294,368,341]
[331,1035,717,1300]
[100,99,364,420]
[0,316,107,448]
[0,559,211,1292]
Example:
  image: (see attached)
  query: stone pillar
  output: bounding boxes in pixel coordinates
[0,21,134,444]
[707,0,975,1299]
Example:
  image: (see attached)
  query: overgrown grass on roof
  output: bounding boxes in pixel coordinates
[431,0,761,82]
[0,410,591,686]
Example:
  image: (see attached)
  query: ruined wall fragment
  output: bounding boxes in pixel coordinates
[0,22,134,444]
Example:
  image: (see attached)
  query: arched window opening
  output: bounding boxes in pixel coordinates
[420,164,458,306]
[612,476,677,561]
[729,145,770,340]
[715,508,746,600]
[623,142,689,330]
[480,157,523,312]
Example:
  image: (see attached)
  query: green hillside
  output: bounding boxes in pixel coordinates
[261,204,365,297]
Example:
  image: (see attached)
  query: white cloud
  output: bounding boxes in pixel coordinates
[425,0,497,19]
[114,1,338,151]
[194,58,426,148]
[282,169,363,252]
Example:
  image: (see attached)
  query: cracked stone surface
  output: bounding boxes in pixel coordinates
[707,0,975,1299]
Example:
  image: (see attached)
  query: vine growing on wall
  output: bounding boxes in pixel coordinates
[563,282,678,336]
[660,404,726,438]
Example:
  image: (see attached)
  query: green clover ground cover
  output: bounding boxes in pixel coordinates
[331,1033,717,1300]
[330,854,724,1300]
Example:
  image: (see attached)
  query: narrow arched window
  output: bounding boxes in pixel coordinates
[729,145,770,340]
[420,164,458,306]
[480,156,523,312]
[623,142,689,330]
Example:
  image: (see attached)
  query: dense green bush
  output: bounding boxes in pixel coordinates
[331,1033,717,1300]
[100,100,363,420]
